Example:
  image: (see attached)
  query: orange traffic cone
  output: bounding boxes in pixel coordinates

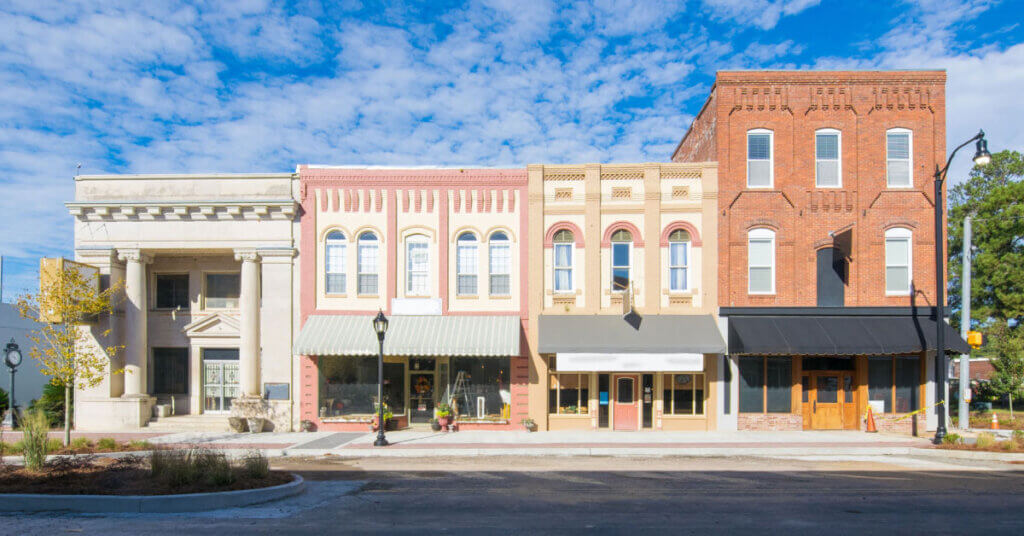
[991,412,1000,430]
[865,406,878,433]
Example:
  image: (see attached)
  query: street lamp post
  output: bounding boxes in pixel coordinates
[4,338,23,429]
[372,310,390,447]
[933,130,991,445]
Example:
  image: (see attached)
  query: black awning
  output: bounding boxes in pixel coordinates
[728,314,970,356]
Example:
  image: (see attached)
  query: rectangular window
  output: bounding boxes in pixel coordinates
[887,130,912,187]
[669,241,688,291]
[748,233,774,294]
[868,356,920,414]
[406,242,429,295]
[816,131,840,187]
[738,357,764,413]
[155,274,189,309]
[611,242,630,292]
[554,243,573,292]
[326,241,346,294]
[747,131,772,187]
[868,356,894,413]
[662,373,705,415]
[357,240,378,295]
[548,373,590,415]
[489,242,510,296]
[318,357,405,417]
[450,357,510,419]
[153,347,188,394]
[457,241,478,296]
[205,273,240,309]
[885,235,911,294]
[765,357,792,412]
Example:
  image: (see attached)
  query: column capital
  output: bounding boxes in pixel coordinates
[117,248,153,264]
[234,249,261,262]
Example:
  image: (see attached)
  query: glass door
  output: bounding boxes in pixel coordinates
[409,358,436,424]
[203,359,239,413]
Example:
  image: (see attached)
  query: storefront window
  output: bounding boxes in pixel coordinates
[739,356,791,413]
[449,357,509,419]
[739,357,764,413]
[318,357,404,417]
[766,357,791,412]
[663,373,704,415]
[869,356,919,414]
[549,373,590,415]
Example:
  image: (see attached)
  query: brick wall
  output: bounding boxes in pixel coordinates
[738,413,803,431]
[873,413,927,436]
[674,70,948,308]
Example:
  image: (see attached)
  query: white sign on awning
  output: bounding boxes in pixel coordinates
[555,353,704,372]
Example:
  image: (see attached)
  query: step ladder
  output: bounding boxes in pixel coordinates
[448,370,474,417]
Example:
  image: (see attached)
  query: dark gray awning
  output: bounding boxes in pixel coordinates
[538,314,726,354]
[727,315,970,356]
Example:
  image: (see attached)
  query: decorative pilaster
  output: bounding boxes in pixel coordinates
[117,249,153,397]
[234,249,261,398]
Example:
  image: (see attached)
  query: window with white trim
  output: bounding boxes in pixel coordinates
[357,231,378,295]
[885,228,912,294]
[325,230,346,294]
[456,232,478,296]
[748,228,775,294]
[553,229,574,293]
[488,232,511,296]
[747,129,773,187]
[406,234,430,295]
[668,229,690,292]
[816,129,841,187]
[610,229,632,292]
[886,128,912,187]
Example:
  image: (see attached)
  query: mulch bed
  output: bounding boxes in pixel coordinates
[0,457,292,495]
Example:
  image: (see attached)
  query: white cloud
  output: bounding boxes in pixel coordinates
[701,0,821,30]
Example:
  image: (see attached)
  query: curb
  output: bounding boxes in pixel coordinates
[319,447,920,458]
[913,449,1024,463]
[0,474,305,513]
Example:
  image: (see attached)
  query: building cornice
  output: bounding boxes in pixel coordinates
[75,173,295,181]
[66,200,298,221]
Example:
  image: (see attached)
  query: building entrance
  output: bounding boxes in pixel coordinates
[613,375,638,431]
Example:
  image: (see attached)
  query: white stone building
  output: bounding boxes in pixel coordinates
[69,173,300,431]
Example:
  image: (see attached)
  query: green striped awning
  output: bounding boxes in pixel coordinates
[294,315,521,357]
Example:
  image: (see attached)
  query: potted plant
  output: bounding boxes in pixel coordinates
[520,417,537,432]
[430,418,442,432]
[436,403,453,432]
[300,419,316,432]
[371,403,393,432]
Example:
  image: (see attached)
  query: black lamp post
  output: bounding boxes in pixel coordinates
[4,338,23,429]
[372,310,390,447]
[933,129,991,445]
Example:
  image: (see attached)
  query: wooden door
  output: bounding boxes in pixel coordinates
[810,372,844,430]
[613,375,638,431]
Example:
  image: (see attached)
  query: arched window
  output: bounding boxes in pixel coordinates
[456,232,478,296]
[748,228,775,294]
[488,232,510,296]
[668,229,690,292]
[406,234,430,295]
[815,128,841,188]
[553,229,574,292]
[611,229,632,292]
[747,129,773,188]
[325,230,346,294]
[357,231,378,295]
[885,228,912,294]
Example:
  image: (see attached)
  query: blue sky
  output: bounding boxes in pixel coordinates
[1,0,1022,297]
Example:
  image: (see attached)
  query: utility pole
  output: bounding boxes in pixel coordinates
[959,215,972,430]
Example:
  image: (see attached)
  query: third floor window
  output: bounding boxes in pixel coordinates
[747,129,773,188]
[815,129,841,187]
[886,129,912,188]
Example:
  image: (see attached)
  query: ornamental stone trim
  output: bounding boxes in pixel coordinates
[65,201,298,221]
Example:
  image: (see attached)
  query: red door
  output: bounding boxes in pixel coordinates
[613,375,638,431]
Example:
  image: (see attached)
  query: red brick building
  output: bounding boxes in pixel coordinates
[673,71,969,434]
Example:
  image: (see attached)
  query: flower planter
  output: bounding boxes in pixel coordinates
[228,417,249,433]
[430,420,442,432]
[437,416,452,432]
[246,417,265,433]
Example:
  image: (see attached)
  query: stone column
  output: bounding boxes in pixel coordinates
[117,249,152,397]
[235,250,261,398]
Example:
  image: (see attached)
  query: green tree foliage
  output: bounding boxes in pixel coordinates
[988,322,1024,403]
[948,150,1024,330]
[0,387,8,413]
[28,382,71,428]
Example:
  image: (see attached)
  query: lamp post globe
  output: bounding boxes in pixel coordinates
[372,310,389,447]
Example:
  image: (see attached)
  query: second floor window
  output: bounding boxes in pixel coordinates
[456,232,478,296]
[611,229,632,292]
[489,232,511,296]
[155,274,189,309]
[748,228,775,294]
[406,234,430,295]
[325,230,346,294]
[887,129,912,187]
[668,229,690,292]
[747,129,773,187]
[357,231,378,295]
[885,228,912,294]
[816,129,841,187]
[553,229,574,292]
[205,273,240,309]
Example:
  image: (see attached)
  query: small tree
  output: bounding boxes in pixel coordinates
[988,323,1024,418]
[14,263,123,446]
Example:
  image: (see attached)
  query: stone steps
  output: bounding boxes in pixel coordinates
[145,415,231,432]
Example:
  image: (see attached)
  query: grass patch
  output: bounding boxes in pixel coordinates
[97,438,117,450]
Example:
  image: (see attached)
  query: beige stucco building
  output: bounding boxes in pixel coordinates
[68,173,300,431]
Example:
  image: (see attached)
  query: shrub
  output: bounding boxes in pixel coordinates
[241,450,269,479]
[975,432,997,449]
[942,433,962,445]
[129,440,152,450]
[1012,430,1024,448]
[28,382,70,428]
[70,437,94,450]
[151,447,237,488]
[20,408,51,470]
[0,386,8,413]
[97,437,117,450]
[1001,440,1017,451]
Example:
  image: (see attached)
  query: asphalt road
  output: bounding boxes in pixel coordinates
[4,456,1024,535]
